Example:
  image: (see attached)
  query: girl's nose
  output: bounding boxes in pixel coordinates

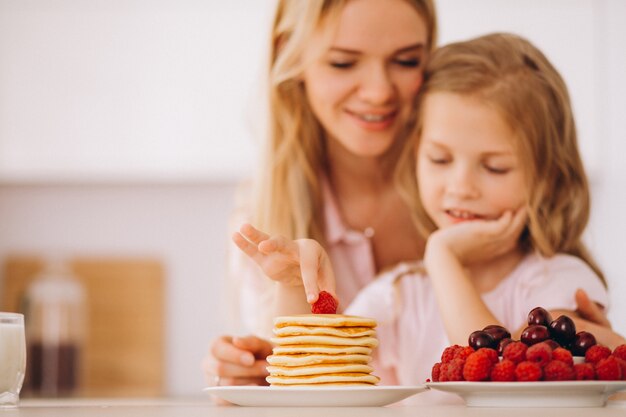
[446,166,479,199]
[357,64,395,105]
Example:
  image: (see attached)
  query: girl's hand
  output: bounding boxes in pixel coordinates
[426,207,527,266]
[232,223,336,303]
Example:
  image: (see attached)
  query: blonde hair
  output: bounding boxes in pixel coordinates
[396,33,605,285]
[251,0,438,243]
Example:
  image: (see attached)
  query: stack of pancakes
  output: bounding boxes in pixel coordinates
[266,314,380,386]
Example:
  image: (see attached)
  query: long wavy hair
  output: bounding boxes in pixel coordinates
[250,0,438,243]
[396,33,605,284]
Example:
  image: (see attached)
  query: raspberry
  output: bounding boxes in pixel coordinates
[616,358,626,380]
[503,341,527,364]
[476,347,499,364]
[525,342,552,367]
[441,345,463,364]
[455,346,475,361]
[543,360,575,381]
[431,362,441,382]
[552,347,573,366]
[463,351,494,381]
[311,291,338,314]
[438,363,450,382]
[574,363,596,380]
[585,345,611,364]
[612,344,626,361]
[491,359,515,381]
[595,356,622,381]
[447,358,465,381]
[515,361,542,381]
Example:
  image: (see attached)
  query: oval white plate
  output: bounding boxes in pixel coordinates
[426,381,626,407]
[203,385,427,407]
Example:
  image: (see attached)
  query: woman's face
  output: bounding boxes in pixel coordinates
[302,0,428,158]
[417,92,528,229]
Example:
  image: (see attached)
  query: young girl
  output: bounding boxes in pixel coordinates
[346,32,618,392]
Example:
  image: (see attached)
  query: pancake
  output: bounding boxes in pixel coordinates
[267,353,371,366]
[266,372,380,385]
[273,325,376,338]
[274,314,377,328]
[271,344,372,356]
[271,335,378,348]
[267,363,374,377]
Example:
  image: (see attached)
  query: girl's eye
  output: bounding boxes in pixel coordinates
[485,165,510,174]
[329,61,354,69]
[395,58,421,68]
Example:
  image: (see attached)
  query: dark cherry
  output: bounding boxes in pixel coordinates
[497,338,514,356]
[570,331,597,356]
[527,307,553,327]
[520,324,550,346]
[483,325,511,345]
[548,315,576,346]
[468,330,496,350]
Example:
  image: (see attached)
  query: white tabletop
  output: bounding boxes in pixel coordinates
[8,397,626,417]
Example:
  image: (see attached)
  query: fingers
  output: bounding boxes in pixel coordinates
[298,239,323,303]
[204,335,272,384]
[240,223,270,245]
[232,335,274,360]
[575,289,610,327]
[258,235,295,256]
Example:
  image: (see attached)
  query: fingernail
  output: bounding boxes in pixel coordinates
[307,293,315,303]
[240,353,254,366]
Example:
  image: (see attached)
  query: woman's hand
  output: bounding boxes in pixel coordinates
[232,223,336,303]
[573,289,626,350]
[202,335,272,387]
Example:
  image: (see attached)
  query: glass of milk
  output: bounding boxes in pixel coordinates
[0,312,26,408]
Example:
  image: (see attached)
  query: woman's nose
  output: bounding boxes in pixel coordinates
[357,64,395,105]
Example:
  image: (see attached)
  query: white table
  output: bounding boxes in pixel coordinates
[8,397,626,417]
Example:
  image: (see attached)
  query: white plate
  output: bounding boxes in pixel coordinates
[426,381,626,407]
[203,385,427,407]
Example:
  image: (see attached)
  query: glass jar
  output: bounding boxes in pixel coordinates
[23,259,85,397]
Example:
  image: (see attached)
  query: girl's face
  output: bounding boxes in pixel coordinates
[417,92,528,229]
[302,0,428,158]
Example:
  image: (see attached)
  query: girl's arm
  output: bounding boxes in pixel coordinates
[424,209,526,345]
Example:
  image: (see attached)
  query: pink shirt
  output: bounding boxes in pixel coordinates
[234,180,378,337]
[346,253,609,404]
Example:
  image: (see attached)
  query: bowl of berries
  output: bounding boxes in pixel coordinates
[426,307,626,407]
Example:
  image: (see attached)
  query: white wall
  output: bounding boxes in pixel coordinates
[0,0,625,396]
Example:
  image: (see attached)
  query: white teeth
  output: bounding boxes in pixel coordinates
[448,210,476,219]
[359,113,388,122]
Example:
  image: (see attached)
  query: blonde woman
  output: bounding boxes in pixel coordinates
[203,1,616,388]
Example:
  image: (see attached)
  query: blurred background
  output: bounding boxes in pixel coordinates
[0,0,624,397]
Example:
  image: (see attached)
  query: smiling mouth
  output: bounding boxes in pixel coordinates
[349,110,396,123]
[445,209,483,221]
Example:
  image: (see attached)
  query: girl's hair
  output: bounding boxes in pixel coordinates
[396,32,605,284]
[251,0,438,243]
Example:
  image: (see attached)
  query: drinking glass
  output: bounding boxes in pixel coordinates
[0,312,26,408]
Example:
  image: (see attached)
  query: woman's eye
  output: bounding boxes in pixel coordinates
[329,61,354,69]
[395,58,421,68]
[428,156,449,165]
